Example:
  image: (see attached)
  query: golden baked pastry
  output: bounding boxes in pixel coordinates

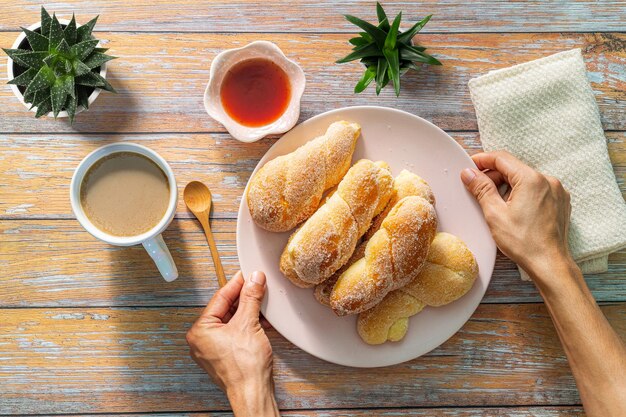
[357,290,425,345]
[280,159,394,285]
[402,232,479,306]
[357,232,478,344]
[330,196,438,316]
[315,170,435,306]
[247,121,360,232]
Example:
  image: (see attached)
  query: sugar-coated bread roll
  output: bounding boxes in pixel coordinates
[315,170,435,306]
[280,159,394,285]
[247,121,360,232]
[364,170,435,241]
[357,232,478,345]
[314,241,366,305]
[402,232,478,306]
[330,196,437,316]
[357,290,425,345]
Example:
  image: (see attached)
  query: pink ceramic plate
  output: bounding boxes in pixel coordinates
[237,106,496,367]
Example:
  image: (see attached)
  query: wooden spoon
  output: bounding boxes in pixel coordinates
[183,181,227,288]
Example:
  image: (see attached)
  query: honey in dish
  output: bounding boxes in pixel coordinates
[80,152,170,237]
[220,58,291,127]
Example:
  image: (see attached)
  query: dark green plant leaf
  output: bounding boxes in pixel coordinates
[43,54,57,67]
[94,47,109,53]
[7,68,37,86]
[82,52,116,69]
[360,57,378,67]
[41,7,52,37]
[404,61,421,72]
[73,60,92,76]
[344,15,387,48]
[64,58,73,73]
[60,75,75,98]
[50,78,68,117]
[6,50,47,69]
[65,94,77,123]
[77,86,91,109]
[76,16,99,42]
[397,14,432,44]
[28,90,45,108]
[76,71,115,92]
[354,65,376,93]
[3,48,29,58]
[56,39,72,58]
[399,42,425,51]
[64,14,77,44]
[400,46,441,65]
[24,65,55,96]
[383,47,400,96]
[349,36,369,47]
[21,27,49,51]
[384,12,402,51]
[35,95,52,118]
[71,39,99,60]
[336,42,382,63]
[376,2,390,31]
[49,15,65,51]
[375,57,388,95]
[358,32,373,43]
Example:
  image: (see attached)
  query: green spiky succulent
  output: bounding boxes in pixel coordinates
[3,7,116,123]
[337,2,441,96]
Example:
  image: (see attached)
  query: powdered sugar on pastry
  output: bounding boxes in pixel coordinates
[280,159,394,285]
[247,121,360,232]
[330,196,437,316]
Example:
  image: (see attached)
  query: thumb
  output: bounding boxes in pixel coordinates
[234,271,266,322]
[461,168,505,213]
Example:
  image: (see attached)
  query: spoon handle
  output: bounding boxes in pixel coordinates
[200,217,227,288]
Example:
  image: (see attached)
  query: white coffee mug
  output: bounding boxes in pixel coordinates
[70,143,179,282]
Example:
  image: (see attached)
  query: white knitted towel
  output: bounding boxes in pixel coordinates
[468,48,626,280]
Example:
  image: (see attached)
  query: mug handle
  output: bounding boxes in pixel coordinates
[142,234,178,282]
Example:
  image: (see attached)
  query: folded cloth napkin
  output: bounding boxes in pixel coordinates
[468,48,626,280]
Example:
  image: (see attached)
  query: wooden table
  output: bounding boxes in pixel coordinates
[1,1,624,416]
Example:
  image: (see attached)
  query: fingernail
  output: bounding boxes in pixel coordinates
[249,271,266,287]
[461,168,477,185]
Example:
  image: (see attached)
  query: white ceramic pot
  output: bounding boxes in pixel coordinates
[6,19,108,118]
[70,143,179,282]
[204,40,306,143]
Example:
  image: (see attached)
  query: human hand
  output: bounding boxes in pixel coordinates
[460,151,573,280]
[186,270,279,416]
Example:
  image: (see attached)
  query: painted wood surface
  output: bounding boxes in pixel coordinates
[1,305,624,414]
[1,1,624,33]
[45,409,587,417]
[1,1,625,415]
[0,33,625,133]
[2,219,625,307]
[1,132,624,220]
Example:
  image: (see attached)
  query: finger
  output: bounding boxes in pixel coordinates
[471,151,532,187]
[200,271,244,322]
[223,299,240,323]
[461,168,507,213]
[483,169,505,187]
[233,271,267,323]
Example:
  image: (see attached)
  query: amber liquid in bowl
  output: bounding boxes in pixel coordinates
[220,58,291,127]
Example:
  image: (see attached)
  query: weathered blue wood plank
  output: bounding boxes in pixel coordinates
[0,0,623,33]
[1,220,625,307]
[0,33,624,133]
[1,305,622,413]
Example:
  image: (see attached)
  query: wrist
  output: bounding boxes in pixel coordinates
[524,253,581,293]
[226,377,278,417]
[520,248,575,283]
